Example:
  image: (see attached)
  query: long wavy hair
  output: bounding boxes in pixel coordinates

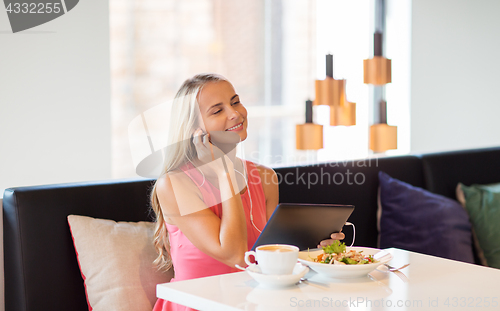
[151,73,228,271]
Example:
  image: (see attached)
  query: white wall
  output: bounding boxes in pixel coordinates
[0,1,111,310]
[411,0,500,153]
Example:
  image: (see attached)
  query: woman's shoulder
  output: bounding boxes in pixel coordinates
[246,161,276,176]
[155,169,202,204]
[244,160,277,188]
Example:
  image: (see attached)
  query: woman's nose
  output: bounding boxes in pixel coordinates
[227,107,239,120]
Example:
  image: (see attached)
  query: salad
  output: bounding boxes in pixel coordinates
[310,241,378,265]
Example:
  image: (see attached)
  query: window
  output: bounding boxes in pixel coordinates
[110,0,408,178]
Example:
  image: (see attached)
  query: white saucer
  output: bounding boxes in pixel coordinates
[246,263,309,289]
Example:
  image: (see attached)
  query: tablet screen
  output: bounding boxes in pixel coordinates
[252,203,355,250]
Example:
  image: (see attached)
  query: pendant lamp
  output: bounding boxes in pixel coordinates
[314,54,356,126]
[296,100,323,150]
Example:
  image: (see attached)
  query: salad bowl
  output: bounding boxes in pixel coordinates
[298,246,393,279]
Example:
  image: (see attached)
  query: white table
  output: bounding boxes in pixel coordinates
[157,248,500,310]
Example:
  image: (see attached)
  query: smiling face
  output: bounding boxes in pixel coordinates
[196,80,248,142]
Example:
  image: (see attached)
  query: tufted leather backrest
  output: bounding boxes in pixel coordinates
[421,147,500,199]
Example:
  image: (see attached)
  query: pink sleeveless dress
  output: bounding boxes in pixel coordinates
[153,160,267,311]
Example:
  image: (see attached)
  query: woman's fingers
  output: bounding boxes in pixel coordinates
[202,133,208,146]
[330,232,345,240]
[317,232,346,248]
[192,129,203,145]
[193,129,232,167]
[193,129,211,163]
[318,239,335,247]
[194,129,210,151]
[202,133,217,161]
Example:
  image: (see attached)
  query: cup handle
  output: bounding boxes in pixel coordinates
[244,251,257,267]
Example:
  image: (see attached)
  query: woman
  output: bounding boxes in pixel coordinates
[151,74,343,311]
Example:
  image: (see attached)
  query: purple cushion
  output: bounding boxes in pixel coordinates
[378,171,474,263]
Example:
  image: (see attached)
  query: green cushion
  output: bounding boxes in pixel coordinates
[460,182,500,269]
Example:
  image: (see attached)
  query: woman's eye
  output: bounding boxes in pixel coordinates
[213,109,222,114]
[231,101,240,106]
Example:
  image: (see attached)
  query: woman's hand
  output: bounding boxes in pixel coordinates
[192,128,233,174]
[317,232,345,248]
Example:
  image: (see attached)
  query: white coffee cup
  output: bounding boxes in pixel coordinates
[244,244,299,275]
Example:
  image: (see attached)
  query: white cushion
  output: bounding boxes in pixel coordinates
[67,215,173,311]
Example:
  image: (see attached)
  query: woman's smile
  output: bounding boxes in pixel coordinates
[226,121,244,132]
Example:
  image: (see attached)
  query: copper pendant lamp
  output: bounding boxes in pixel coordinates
[296,99,323,150]
[314,54,356,126]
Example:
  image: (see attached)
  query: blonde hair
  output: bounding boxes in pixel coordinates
[151,73,228,271]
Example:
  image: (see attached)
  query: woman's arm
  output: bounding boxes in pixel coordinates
[254,164,280,221]
[156,161,247,268]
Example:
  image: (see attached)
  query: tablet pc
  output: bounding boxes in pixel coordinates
[251,203,355,251]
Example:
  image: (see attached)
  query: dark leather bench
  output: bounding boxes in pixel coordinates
[4,146,500,311]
